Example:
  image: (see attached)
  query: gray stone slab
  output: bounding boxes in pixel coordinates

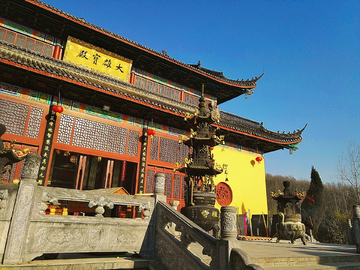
[240,241,359,259]
[1,256,152,270]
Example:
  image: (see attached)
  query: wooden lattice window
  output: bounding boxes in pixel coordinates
[56,114,139,157]
[71,117,129,154]
[0,98,43,138]
[144,167,185,209]
[158,137,189,164]
[149,135,159,161]
[182,175,187,199]
[0,27,54,58]
[127,130,140,157]
[173,174,181,199]
[145,169,155,193]
[165,172,173,198]
[0,99,28,136]
[133,74,181,101]
[25,106,44,138]
[57,114,75,145]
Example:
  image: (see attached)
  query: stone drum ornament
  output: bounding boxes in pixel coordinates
[154,172,165,195]
[221,206,237,240]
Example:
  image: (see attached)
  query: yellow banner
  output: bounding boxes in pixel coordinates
[63,36,132,83]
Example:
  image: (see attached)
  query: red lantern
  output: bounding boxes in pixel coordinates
[52,105,64,117]
[147,128,155,139]
[255,156,263,162]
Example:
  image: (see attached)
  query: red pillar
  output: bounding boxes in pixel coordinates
[52,45,62,59]
[130,72,135,84]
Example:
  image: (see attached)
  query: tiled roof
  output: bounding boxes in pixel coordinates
[220,111,305,144]
[0,40,304,149]
[27,0,261,89]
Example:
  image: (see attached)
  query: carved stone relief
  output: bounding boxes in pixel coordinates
[32,226,85,252]
[0,189,8,215]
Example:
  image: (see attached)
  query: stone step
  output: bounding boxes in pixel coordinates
[263,262,360,270]
[1,253,153,270]
[252,254,360,267]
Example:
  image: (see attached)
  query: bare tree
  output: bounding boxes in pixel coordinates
[337,141,360,202]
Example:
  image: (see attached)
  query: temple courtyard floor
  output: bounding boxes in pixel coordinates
[1,240,360,269]
[188,239,360,269]
[239,240,360,269]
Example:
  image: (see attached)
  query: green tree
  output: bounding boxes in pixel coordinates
[301,167,325,239]
[317,210,350,244]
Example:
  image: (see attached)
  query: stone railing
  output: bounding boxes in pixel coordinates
[0,155,262,269]
[153,172,263,270]
[0,153,154,265]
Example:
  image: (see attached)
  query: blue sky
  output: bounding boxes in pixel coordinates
[41,0,360,183]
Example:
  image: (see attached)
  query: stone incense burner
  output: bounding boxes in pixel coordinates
[271,181,307,245]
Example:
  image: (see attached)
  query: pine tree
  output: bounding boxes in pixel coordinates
[301,166,325,239]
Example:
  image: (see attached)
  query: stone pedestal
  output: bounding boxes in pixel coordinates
[213,207,242,270]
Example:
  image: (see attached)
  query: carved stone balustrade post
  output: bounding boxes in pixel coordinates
[169,200,180,211]
[143,208,151,220]
[21,153,41,181]
[3,153,41,264]
[221,206,237,241]
[211,206,241,270]
[168,200,180,235]
[154,172,165,194]
[154,172,166,202]
[354,205,360,218]
[350,204,360,253]
[88,196,114,217]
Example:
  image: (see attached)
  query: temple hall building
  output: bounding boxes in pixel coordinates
[0,0,304,227]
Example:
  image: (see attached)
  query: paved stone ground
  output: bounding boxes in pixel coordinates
[241,240,358,259]
[2,241,360,269]
[240,240,360,269]
[189,239,360,269]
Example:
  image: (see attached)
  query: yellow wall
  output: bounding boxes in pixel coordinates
[213,146,268,216]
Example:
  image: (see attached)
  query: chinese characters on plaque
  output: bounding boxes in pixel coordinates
[137,127,149,194]
[37,105,57,185]
[63,36,132,83]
